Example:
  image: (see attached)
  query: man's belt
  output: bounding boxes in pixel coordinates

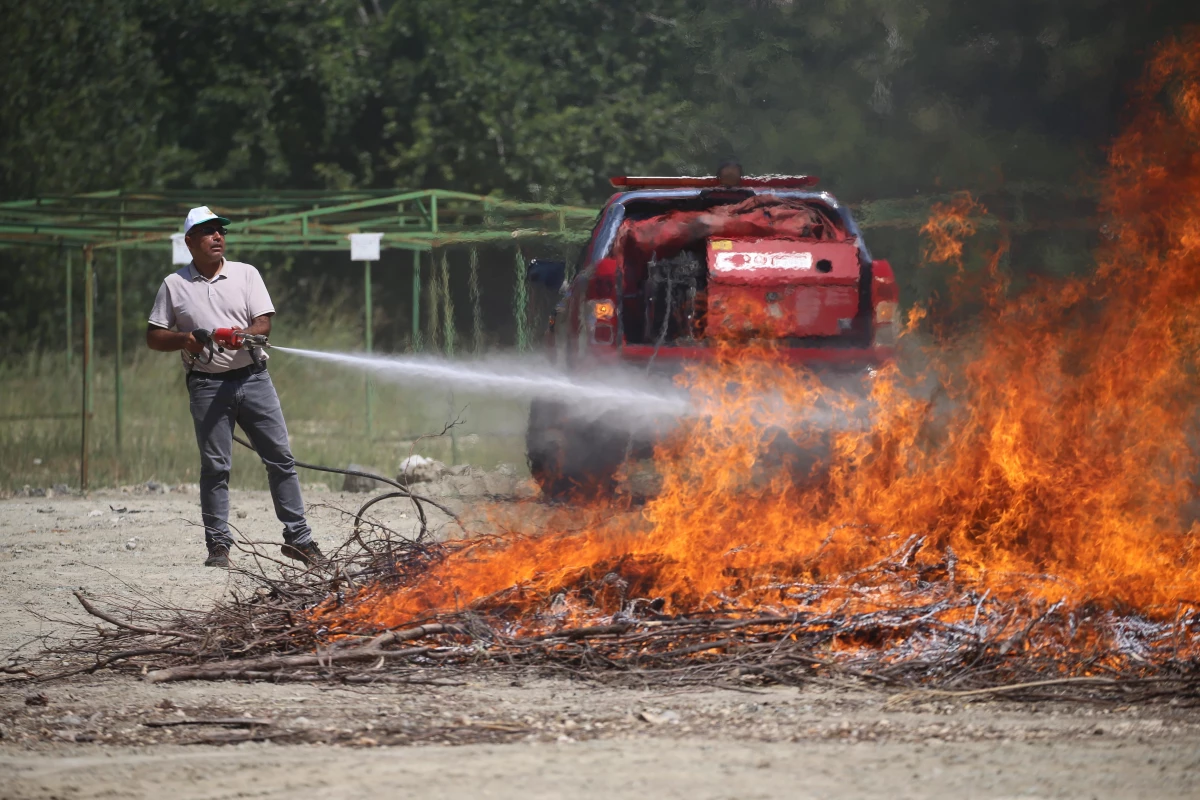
[188,361,268,382]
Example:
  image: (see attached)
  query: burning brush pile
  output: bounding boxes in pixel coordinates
[38,34,1200,698]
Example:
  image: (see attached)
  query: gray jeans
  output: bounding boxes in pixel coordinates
[187,368,313,552]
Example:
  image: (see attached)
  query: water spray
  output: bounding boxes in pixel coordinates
[271,346,693,425]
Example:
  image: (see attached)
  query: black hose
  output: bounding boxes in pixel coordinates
[350,492,421,536]
[230,434,460,536]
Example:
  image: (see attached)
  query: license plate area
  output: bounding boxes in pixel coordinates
[706,238,861,338]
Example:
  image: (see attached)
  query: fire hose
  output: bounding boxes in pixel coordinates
[188,328,460,536]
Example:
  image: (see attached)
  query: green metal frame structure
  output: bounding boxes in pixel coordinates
[0,189,598,490]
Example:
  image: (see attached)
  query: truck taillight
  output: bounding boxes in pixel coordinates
[586,299,617,345]
[590,299,616,322]
[872,301,898,348]
[870,258,899,351]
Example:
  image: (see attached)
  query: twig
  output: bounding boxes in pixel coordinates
[74,592,202,641]
[143,717,273,728]
[145,623,463,683]
[886,677,1121,705]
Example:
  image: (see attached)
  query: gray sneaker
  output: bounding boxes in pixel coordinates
[204,548,231,568]
[281,541,325,565]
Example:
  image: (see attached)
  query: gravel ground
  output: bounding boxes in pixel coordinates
[1,489,1199,799]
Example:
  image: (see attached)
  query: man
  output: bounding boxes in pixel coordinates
[147,206,323,568]
[717,159,743,187]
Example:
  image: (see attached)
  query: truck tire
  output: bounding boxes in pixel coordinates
[526,399,625,502]
[757,425,830,489]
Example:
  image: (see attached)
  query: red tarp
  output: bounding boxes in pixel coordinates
[616,195,847,264]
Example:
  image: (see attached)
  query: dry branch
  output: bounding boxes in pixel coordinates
[74,591,202,641]
[143,717,273,728]
[885,676,1124,705]
[145,624,461,683]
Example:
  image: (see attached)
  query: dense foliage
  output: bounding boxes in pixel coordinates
[1,0,1196,349]
[7,0,1195,201]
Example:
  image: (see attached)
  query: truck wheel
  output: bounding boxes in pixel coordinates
[755,425,831,489]
[527,400,625,502]
[526,400,574,499]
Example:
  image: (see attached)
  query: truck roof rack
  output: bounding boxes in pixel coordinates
[609,175,819,189]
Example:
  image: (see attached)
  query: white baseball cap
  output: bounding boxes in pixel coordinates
[183,206,231,234]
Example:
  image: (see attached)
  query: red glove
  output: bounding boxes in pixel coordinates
[213,327,244,350]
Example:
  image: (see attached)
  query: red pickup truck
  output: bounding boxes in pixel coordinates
[526,175,899,500]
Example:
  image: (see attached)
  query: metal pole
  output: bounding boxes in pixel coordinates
[448,392,458,466]
[114,245,123,454]
[65,248,73,370]
[81,246,94,491]
[429,249,441,353]
[441,250,455,356]
[469,246,483,353]
[411,249,422,352]
[514,248,528,351]
[364,259,373,437]
[114,204,124,456]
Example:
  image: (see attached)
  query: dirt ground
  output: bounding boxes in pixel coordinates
[2,488,1199,800]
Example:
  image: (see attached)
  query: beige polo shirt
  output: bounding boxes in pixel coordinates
[148,259,275,373]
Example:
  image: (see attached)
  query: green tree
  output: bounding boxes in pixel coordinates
[0,0,174,197]
[675,0,1200,197]
[367,0,694,203]
[134,0,374,189]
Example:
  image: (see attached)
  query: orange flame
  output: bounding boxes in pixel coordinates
[920,191,984,269]
[321,31,1200,645]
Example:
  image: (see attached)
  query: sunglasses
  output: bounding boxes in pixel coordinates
[190,226,226,238]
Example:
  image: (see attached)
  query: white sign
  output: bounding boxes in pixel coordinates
[712,251,813,273]
[170,233,190,265]
[349,232,384,261]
